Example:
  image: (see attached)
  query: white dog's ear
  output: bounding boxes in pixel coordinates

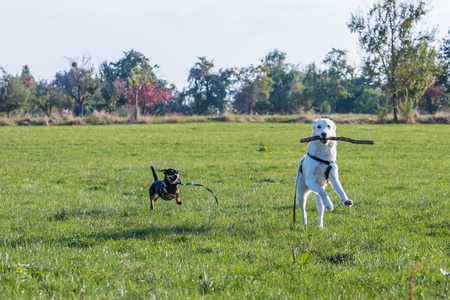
[312,115,321,122]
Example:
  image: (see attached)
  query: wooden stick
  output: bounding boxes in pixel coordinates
[300,136,374,145]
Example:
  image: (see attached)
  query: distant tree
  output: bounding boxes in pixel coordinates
[322,48,354,113]
[112,49,157,85]
[433,30,450,112]
[124,67,146,121]
[348,0,438,122]
[20,65,36,88]
[17,65,38,113]
[419,78,446,114]
[354,87,386,114]
[436,29,450,94]
[261,50,301,113]
[0,71,32,117]
[396,41,438,119]
[136,82,172,111]
[54,56,98,117]
[232,65,274,114]
[98,61,122,113]
[32,80,69,117]
[170,91,194,115]
[150,88,186,115]
[116,75,172,117]
[185,57,233,114]
[107,50,172,118]
[301,63,329,112]
[323,49,354,79]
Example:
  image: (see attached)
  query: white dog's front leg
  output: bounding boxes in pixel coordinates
[306,178,333,211]
[329,165,353,207]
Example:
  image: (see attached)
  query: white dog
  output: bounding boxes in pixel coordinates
[295,115,353,228]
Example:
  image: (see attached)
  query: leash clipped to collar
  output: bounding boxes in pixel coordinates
[178,179,235,214]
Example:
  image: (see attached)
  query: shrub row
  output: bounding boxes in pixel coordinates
[1,111,449,126]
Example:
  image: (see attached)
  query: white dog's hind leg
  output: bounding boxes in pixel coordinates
[314,193,325,228]
[306,178,334,211]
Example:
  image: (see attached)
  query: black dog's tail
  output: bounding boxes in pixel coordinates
[150,166,159,181]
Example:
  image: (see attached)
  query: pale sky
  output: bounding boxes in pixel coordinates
[1,0,449,89]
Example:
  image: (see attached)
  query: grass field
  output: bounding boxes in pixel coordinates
[0,122,449,299]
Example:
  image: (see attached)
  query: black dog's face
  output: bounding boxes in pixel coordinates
[163,169,179,184]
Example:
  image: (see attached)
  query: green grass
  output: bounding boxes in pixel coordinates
[0,123,449,299]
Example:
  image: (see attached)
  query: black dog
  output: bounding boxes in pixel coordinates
[149,166,181,210]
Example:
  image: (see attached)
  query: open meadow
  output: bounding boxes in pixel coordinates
[0,122,449,299]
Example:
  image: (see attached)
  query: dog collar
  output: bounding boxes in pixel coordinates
[307,153,334,165]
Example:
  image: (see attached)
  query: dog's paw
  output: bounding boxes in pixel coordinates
[323,200,334,211]
[343,199,353,207]
[176,201,182,206]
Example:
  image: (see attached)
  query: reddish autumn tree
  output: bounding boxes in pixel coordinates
[20,65,36,87]
[116,79,172,113]
[21,75,35,87]
[420,81,446,114]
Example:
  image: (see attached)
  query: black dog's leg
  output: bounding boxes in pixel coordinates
[175,192,182,205]
[149,184,158,210]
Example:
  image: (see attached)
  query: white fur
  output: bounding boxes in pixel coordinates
[295,115,353,228]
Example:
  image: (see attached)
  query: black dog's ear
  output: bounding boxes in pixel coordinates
[161,169,167,174]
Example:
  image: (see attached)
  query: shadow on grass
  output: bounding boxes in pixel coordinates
[62,224,211,248]
[1,224,211,249]
[48,207,142,222]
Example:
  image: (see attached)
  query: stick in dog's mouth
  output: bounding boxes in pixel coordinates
[300,136,375,145]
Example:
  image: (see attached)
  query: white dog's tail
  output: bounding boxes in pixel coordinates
[293,160,304,223]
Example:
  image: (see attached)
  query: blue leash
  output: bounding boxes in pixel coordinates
[178,179,235,213]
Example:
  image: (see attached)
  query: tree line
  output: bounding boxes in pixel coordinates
[1,0,449,122]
